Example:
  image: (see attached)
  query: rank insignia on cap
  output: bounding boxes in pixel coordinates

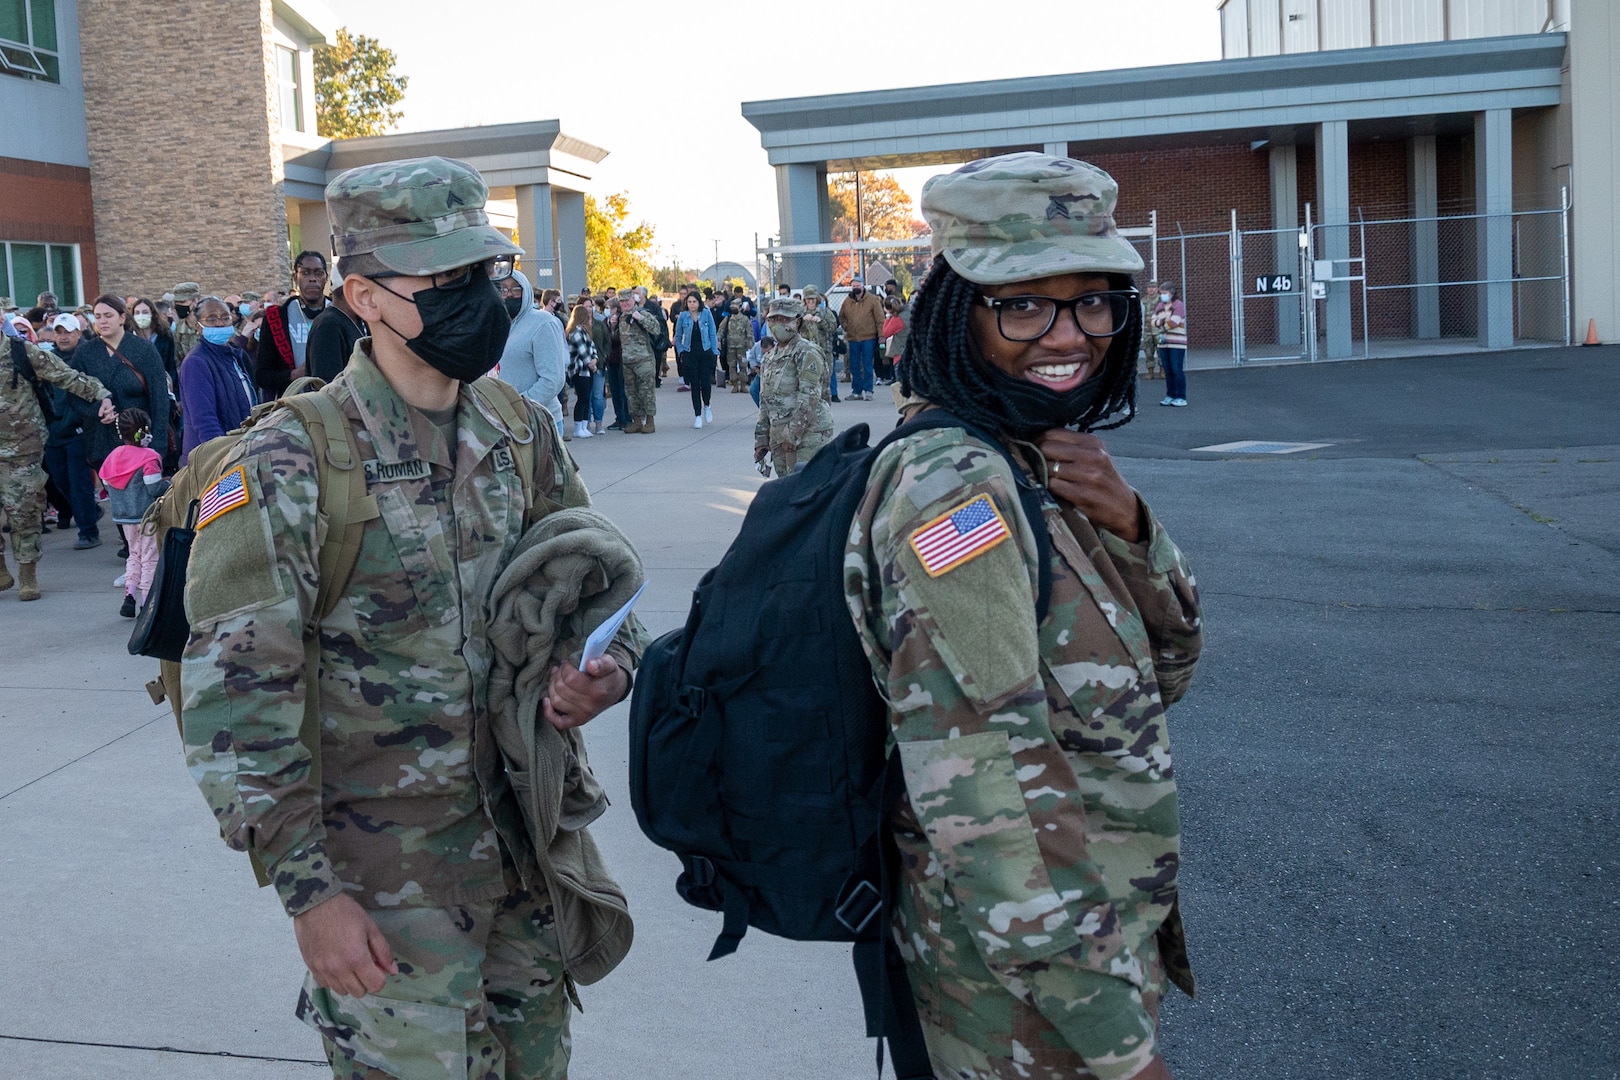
[197,465,250,528]
[909,494,1010,577]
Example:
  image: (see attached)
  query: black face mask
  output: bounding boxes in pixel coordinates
[969,301,1140,441]
[503,296,525,320]
[174,305,191,319]
[376,267,511,382]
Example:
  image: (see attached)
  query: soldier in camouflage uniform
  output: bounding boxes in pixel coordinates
[613,293,662,433]
[843,153,1203,1080]
[799,285,838,401]
[0,324,115,600]
[721,299,755,392]
[181,157,644,1080]
[752,296,833,477]
[171,282,202,366]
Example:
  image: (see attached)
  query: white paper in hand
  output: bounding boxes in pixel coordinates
[579,582,648,665]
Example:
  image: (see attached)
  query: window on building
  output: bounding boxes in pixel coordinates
[277,45,304,133]
[2,242,81,307]
[0,0,60,84]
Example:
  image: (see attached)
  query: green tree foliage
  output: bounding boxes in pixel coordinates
[652,263,701,293]
[586,193,656,293]
[315,28,408,139]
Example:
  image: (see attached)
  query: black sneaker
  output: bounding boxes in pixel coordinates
[74,535,101,550]
[117,541,129,559]
[119,594,137,618]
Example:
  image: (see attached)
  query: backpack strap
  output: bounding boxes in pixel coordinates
[876,411,1054,624]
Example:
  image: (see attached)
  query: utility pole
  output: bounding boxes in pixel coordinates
[712,239,721,283]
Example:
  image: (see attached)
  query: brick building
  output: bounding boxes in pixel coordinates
[747,0,1619,361]
[0,0,605,306]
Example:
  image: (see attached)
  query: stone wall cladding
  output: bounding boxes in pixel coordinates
[78,0,289,300]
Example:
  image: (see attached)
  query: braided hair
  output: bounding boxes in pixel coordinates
[899,257,1140,436]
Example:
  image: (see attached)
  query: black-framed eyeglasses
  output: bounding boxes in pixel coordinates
[978,288,1138,342]
[372,256,514,290]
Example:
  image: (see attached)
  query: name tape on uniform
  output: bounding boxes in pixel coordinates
[908,494,1011,577]
[197,465,251,529]
[364,459,432,486]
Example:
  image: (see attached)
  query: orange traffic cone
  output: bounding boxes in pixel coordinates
[1583,318,1601,346]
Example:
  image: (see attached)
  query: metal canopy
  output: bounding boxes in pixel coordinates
[744,33,1566,167]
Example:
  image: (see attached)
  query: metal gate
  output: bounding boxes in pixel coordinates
[1232,214,1309,363]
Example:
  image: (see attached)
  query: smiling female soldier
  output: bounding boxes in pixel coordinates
[843,153,1204,1080]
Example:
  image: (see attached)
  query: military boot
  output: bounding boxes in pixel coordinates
[623,418,643,434]
[18,562,39,601]
[0,555,12,592]
[640,417,655,434]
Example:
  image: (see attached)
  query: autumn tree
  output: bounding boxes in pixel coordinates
[828,172,927,282]
[586,193,656,293]
[315,28,408,139]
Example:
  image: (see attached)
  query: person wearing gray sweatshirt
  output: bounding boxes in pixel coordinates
[496,269,568,438]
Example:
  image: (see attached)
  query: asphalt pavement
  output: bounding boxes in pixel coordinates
[1,347,1616,1078]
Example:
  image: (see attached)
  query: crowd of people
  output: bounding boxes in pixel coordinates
[0,251,361,610]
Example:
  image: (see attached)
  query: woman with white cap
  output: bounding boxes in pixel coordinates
[844,152,1205,1080]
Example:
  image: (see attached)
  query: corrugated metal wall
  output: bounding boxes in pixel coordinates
[1220,0,1553,56]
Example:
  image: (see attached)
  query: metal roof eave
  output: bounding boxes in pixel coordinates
[745,33,1566,165]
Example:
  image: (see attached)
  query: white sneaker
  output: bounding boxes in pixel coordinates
[703,406,713,423]
[693,416,704,429]
[1171,398,1189,407]
[574,421,593,439]
[114,573,127,588]
[1160,396,1175,406]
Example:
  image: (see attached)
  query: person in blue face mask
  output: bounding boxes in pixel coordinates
[177,296,259,464]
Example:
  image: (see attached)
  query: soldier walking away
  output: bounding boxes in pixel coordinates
[180,156,644,1080]
[614,293,662,433]
[752,296,833,477]
[0,316,116,600]
[844,152,1204,1080]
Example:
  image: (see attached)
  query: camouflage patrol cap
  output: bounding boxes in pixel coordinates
[921,152,1144,285]
[241,290,263,304]
[326,156,521,277]
[766,296,804,319]
[800,284,819,297]
[171,282,201,302]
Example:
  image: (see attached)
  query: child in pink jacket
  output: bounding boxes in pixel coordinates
[99,408,166,617]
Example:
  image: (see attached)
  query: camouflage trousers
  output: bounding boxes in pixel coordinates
[0,459,46,563]
[296,885,571,1080]
[623,360,657,420]
[894,837,1165,1080]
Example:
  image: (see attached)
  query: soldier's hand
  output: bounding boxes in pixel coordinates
[754,446,768,463]
[1036,428,1144,542]
[293,893,397,999]
[97,398,117,423]
[544,656,629,730]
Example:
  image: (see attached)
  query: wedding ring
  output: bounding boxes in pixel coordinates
[1052,460,1061,478]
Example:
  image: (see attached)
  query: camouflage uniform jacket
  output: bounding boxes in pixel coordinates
[799,306,838,362]
[2,339,109,461]
[616,308,661,366]
[173,320,200,369]
[721,313,755,362]
[753,334,832,456]
[181,343,644,918]
[843,419,1202,1079]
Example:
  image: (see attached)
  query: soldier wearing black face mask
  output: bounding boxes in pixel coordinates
[179,155,646,1080]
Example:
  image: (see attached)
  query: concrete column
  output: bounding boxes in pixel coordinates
[774,162,832,290]
[1570,0,1619,344]
[1316,120,1353,358]
[1043,141,1069,157]
[1475,110,1514,349]
[300,200,333,265]
[1269,145,1301,348]
[1408,135,1441,339]
[554,190,587,297]
[515,183,557,291]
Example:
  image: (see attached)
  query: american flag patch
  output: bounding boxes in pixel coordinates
[908,494,1011,577]
[197,465,250,528]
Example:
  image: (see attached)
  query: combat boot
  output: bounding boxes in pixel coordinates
[641,417,656,434]
[18,562,38,601]
[0,555,12,592]
[623,418,643,434]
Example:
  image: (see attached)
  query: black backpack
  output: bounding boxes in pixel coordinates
[628,411,1052,1078]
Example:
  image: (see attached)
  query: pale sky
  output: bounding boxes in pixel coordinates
[324,0,1224,275]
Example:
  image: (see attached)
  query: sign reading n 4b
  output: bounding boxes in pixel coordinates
[1255,275,1295,294]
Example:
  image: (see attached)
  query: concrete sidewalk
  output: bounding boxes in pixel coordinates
[2,351,1617,1078]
